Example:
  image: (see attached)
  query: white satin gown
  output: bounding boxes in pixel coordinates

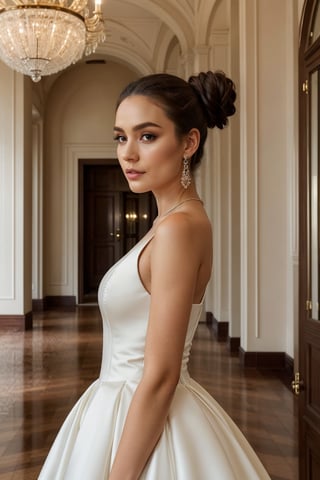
[39,234,271,479]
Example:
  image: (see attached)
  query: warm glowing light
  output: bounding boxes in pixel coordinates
[0,0,105,82]
[125,212,138,221]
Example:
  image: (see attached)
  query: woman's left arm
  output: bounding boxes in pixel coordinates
[108,215,201,480]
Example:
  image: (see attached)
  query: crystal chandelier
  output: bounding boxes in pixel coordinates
[0,0,105,82]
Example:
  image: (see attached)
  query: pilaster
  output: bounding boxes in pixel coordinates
[0,63,33,329]
[239,0,297,352]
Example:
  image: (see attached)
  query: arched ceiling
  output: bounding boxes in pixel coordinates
[94,0,220,72]
[34,0,225,103]
[101,0,194,53]
[42,1,223,83]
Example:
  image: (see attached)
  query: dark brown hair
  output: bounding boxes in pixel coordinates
[116,71,236,170]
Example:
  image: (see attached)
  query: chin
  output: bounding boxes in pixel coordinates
[128,183,150,194]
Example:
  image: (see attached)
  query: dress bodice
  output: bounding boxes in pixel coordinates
[98,235,203,383]
[40,235,271,480]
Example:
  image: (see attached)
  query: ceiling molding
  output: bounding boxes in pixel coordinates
[153,25,177,72]
[123,0,194,51]
[196,0,220,44]
[97,42,154,76]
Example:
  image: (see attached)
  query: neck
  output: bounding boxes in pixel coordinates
[154,186,199,217]
[155,195,203,222]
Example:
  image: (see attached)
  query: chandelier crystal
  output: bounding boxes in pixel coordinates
[0,0,105,82]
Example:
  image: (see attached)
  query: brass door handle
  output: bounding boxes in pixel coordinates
[291,372,304,395]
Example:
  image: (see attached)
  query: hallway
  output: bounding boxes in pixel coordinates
[0,307,298,479]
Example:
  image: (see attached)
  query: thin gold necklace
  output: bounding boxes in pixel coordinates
[158,197,203,220]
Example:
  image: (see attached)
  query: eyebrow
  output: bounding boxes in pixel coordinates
[113,122,162,132]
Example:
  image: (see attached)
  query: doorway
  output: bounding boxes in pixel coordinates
[298,1,320,478]
[78,160,156,303]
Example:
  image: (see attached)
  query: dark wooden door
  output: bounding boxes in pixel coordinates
[84,190,122,301]
[79,161,156,303]
[298,2,320,478]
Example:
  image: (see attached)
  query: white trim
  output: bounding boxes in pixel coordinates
[253,0,259,339]
[285,0,300,360]
[239,0,260,347]
[212,130,221,319]
[66,143,117,303]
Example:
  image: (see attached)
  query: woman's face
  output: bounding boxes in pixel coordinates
[114,95,186,194]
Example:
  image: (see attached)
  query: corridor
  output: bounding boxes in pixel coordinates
[0,307,298,479]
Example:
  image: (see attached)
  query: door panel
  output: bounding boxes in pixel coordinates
[310,71,319,321]
[299,3,320,477]
[79,162,156,303]
[299,69,320,480]
[84,191,121,297]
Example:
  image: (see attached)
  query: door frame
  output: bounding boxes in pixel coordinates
[78,158,119,304]
[299,1,320,478]
[78,159,157,304]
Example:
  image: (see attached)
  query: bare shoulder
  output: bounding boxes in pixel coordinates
[154,211,194,239]
[152,208,212,259]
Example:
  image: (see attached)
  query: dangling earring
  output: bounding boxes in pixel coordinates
[181,156,191,189]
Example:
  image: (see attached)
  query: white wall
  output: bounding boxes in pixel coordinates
[0,64,32,316]
[239,0,300,356]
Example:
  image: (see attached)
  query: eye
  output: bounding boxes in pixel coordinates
[113,134,126,144]
[141,133,156,142]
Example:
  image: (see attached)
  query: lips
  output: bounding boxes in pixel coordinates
[125,169,145,180]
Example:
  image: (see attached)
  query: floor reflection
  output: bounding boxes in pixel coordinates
[0,307,298,479]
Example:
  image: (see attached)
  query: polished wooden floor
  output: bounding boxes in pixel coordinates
[0,307,298,479]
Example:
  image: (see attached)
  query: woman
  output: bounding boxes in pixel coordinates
[39,72,270,479]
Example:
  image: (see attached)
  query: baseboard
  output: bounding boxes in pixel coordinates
[0,311,33,331]
[32,296,76,311]
[32,298,45,311]
[44,296,76,309]
[206,312,213,324]
[285,353,294,375]
[239,347,286,370]
[281,353,294,388]
[206,315,293,374]
[206,312,228,341]
[227,336,240,354]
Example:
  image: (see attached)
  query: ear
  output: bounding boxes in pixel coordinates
[183,128,200,158]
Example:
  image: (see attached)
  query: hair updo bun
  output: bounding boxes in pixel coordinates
[116,70,236,170]
[188,71,236,129]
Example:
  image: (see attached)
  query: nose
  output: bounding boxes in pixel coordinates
[120,139,139,163]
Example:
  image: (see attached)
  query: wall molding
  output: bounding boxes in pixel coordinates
[32,296,76,311]
[32,299,45,311]
[239,0,260,346]
[206,312,228,341]
[206,313,294,374]
[68,144,116,303]
[0,311,32,330]
[285,353,294,376]
[44,296,76,309]
[283,353,295,389]
[227,336,240,354]
[206,312,213,324]
[239,347,287,370]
